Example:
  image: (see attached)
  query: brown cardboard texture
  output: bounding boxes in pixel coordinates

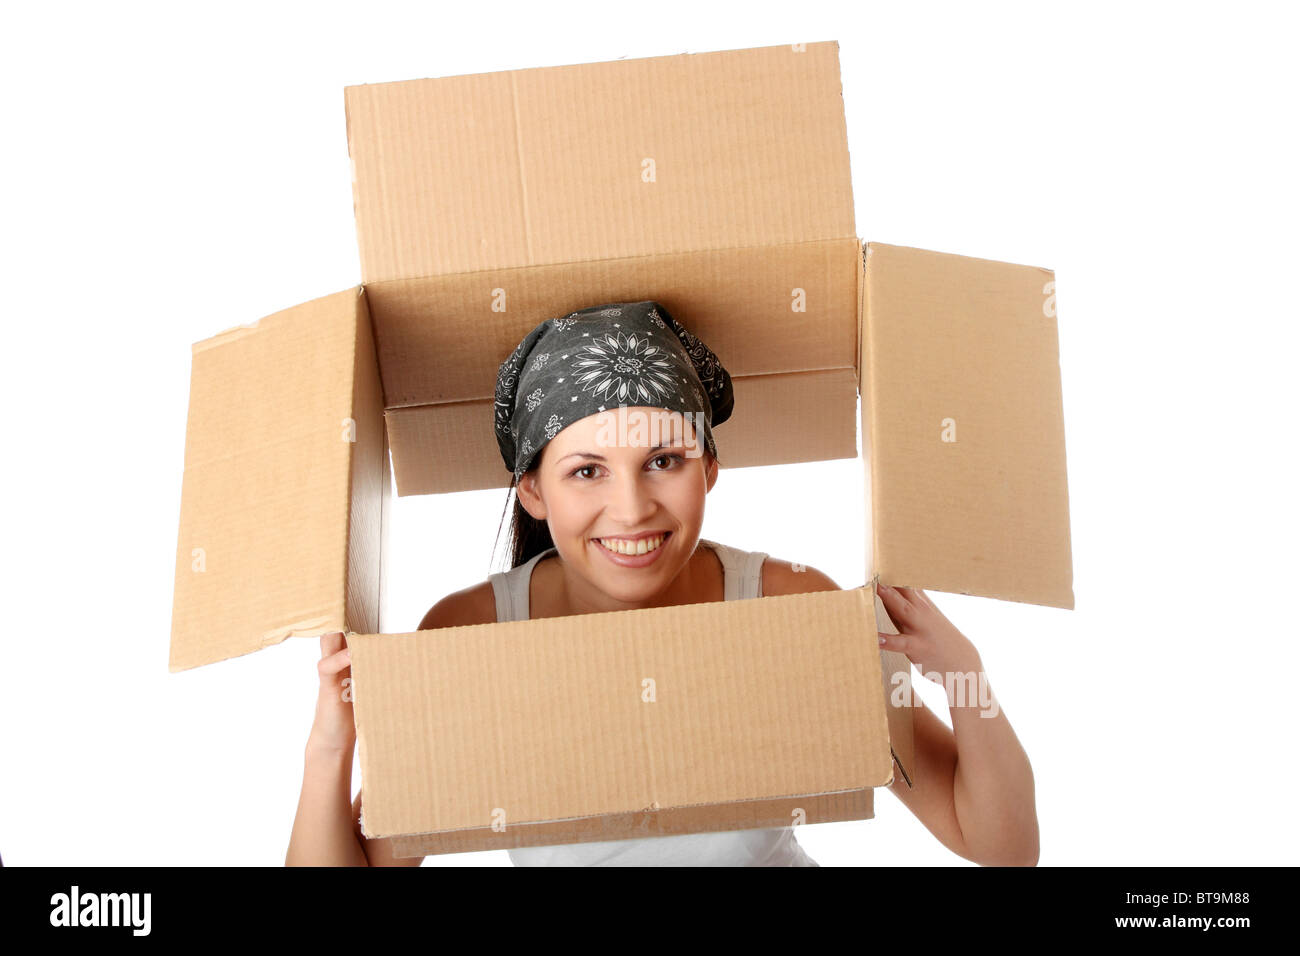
[169,41,1072,855]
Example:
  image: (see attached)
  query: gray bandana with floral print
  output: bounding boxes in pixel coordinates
[494,301,735,480]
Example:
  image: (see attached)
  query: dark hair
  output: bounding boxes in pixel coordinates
[495,466,555,571]
[495,446,720,571]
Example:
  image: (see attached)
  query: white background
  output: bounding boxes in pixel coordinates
[3,1,1297,866]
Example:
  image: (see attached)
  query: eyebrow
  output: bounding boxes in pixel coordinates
[558,443,683,464]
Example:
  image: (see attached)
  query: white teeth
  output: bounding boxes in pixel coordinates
[597,534,665,556]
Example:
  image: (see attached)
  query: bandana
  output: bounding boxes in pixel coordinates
[494,301,735,480]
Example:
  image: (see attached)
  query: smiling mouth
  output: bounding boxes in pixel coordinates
[592,531,671,556]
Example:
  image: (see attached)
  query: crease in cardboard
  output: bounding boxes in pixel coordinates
[508,72,534,265]
[368,786,871,839]
[355,235,861,308]
[634,627,661,815]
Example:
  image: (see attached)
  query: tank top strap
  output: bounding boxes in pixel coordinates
[700,538,768,601]
[487,569,515,624]
[489,547,557,623]
[740,546,768,599]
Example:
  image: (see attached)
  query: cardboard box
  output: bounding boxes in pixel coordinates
[169,40,1072,856]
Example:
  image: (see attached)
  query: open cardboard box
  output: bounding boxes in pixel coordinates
[169,41,1073,857]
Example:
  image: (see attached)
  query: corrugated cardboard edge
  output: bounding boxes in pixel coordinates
[879,645,916,790]
[344,287,387,635]
[858,239,915,788]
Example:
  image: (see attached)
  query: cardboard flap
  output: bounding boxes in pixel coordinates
[864,243,1074,609]
[344,40,855,284]
[348,587,891,842]
[169,287,387,671]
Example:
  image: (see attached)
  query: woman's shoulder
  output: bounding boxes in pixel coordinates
[417,579,499,630]
[759,554,841,597]
[415,550,842,629]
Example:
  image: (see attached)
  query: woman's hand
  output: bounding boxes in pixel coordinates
[876,584,982,684]
[308,631,356,753]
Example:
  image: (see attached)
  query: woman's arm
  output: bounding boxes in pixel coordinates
[877,583,1039,866]
[284,589,496,867]
[761,561,1038,865]
[947,668,1038,865]
[286,734,369,866]
[285,634,370,866]
[285,725,428,865]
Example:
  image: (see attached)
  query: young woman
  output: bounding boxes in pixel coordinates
[286,302,1040,867]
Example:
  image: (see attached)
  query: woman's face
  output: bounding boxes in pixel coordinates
[516,406,718,604]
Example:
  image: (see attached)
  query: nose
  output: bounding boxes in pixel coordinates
[603,468,658,528]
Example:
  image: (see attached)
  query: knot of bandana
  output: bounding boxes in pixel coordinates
[493,301,735,480]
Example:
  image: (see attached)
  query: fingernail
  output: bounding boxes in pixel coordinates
[345,649,351,659]
[878,636,887,645]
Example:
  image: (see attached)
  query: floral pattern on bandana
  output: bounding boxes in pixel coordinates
[571,331,679,405]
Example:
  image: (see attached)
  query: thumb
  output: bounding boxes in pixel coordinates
[877,627,904,650]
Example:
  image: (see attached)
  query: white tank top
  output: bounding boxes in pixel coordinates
[489,537,819,867]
